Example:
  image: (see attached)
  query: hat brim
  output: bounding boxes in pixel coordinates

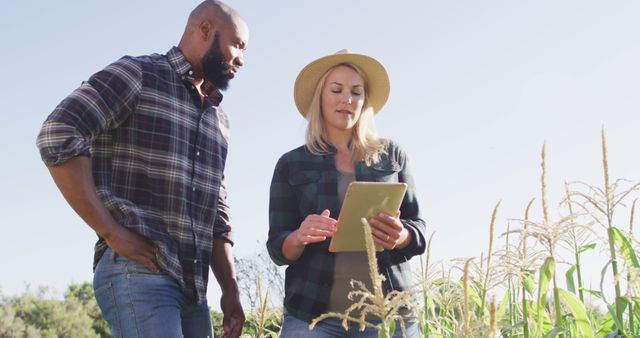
[294,52,390,118]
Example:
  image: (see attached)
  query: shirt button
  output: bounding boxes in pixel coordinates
[192,187,196,191]
[188,70,193,75]
[196,151,200,156]
[194,259,198,264]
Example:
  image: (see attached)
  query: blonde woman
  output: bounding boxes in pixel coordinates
[267,50,426,338]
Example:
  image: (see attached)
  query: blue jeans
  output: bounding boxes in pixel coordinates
[93,248,213,338]
[280,314,420,338]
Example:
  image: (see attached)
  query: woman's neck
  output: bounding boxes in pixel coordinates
[326,128,353,152]
[327,129,355,173]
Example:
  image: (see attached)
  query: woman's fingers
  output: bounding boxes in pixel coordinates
[299,226,334,239]
[301,219,336,236]
[306,212,337,225]
[297,225,332,245]
[297,211,338,245]
[299,234,328,245]
[368,214,401,234]
[368,212,405,250]
[375,212,403,230]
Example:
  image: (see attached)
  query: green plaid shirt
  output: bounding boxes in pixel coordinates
[267,140,426,322]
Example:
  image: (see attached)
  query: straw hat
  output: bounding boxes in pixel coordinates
[293,49,390,117]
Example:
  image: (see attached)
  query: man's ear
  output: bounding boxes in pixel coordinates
[199,20,215,41]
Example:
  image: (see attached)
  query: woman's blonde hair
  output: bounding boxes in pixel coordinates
[304,63,386,165]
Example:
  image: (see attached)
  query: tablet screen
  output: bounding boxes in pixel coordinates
[329,182,407,252]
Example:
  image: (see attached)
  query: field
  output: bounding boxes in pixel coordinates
[242,129,640,338]
[2,129,638,337]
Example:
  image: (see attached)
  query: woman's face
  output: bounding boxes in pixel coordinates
[320,65,365,133]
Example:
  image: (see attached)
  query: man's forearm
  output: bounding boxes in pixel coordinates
[210,238,239,293]
[48,156,121,240]
[49,156,160,271]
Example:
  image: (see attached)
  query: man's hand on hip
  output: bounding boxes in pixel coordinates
[105,226,160,273]
[46,156,160,273]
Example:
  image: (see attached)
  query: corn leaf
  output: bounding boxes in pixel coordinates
[610,227,640,268]
[565,264,577,294]
[558,289,593,338]
[387,320,396,338]
[428,297,436,316]
[523,270,535,295]
[537,257,555,335]
[538,257,555,308]
[530,295,552,334]
[459,278,482,310]
[542,326,563,337]
[581,288,603,300]
[606,303,626,332]
[497,288,510,323]
[595,312,615,337]
[577,243,597,254]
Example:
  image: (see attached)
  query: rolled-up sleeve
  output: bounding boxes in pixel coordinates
[266,155,300,266]
[213,176,233,244]
[394,146,427,258]
[36,56,142,166]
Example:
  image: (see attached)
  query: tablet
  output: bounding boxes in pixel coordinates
[329,182,408,252]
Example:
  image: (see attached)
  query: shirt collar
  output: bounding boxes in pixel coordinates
[166,46,224,106]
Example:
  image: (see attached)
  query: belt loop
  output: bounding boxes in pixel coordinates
[110,247,118,264]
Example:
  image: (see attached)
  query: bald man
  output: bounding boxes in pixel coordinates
[36,1,248,337]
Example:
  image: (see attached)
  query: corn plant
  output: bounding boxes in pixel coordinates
[418,232,436,336]
[310,218,418,338]
[242,274,281,338]
[298,129,640,337]
[561,181,596,303]
[479,201,501,319]
[462,258,474,338]
[567,128,640,336]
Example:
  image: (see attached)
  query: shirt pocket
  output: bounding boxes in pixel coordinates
[367,160,402,182]
[288,170,321,216]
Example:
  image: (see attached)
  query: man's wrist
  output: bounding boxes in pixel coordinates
[220,279,240,295]
[97,219,123,243]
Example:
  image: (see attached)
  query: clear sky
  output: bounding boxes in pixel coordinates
[1,1,639,310]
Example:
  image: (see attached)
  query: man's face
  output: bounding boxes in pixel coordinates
[201,33,234,90]
[200,19,248,90]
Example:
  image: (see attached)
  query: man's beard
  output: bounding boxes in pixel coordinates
[201,33,233,90]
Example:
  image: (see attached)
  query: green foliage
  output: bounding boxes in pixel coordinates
[211,310,224,338]
[0,305,41,338]
[610,227,640,269]
[65,283,110,337]
[243,308,282,338]
[0,283,106,338]
[558,289,593,338]
[211,303,283,337]
[536,256,555,333]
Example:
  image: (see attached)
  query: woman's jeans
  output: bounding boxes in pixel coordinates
[93,248,213,338]
[280,314,420,338]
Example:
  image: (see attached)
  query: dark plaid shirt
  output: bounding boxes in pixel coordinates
[36,47,232,304]
[267,140,426,322]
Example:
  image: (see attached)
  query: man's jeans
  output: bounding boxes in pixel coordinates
[93,248,213,338]
[280,314,420,338]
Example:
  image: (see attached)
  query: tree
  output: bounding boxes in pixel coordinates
[234,245,285,309]
[0,283,110,338]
